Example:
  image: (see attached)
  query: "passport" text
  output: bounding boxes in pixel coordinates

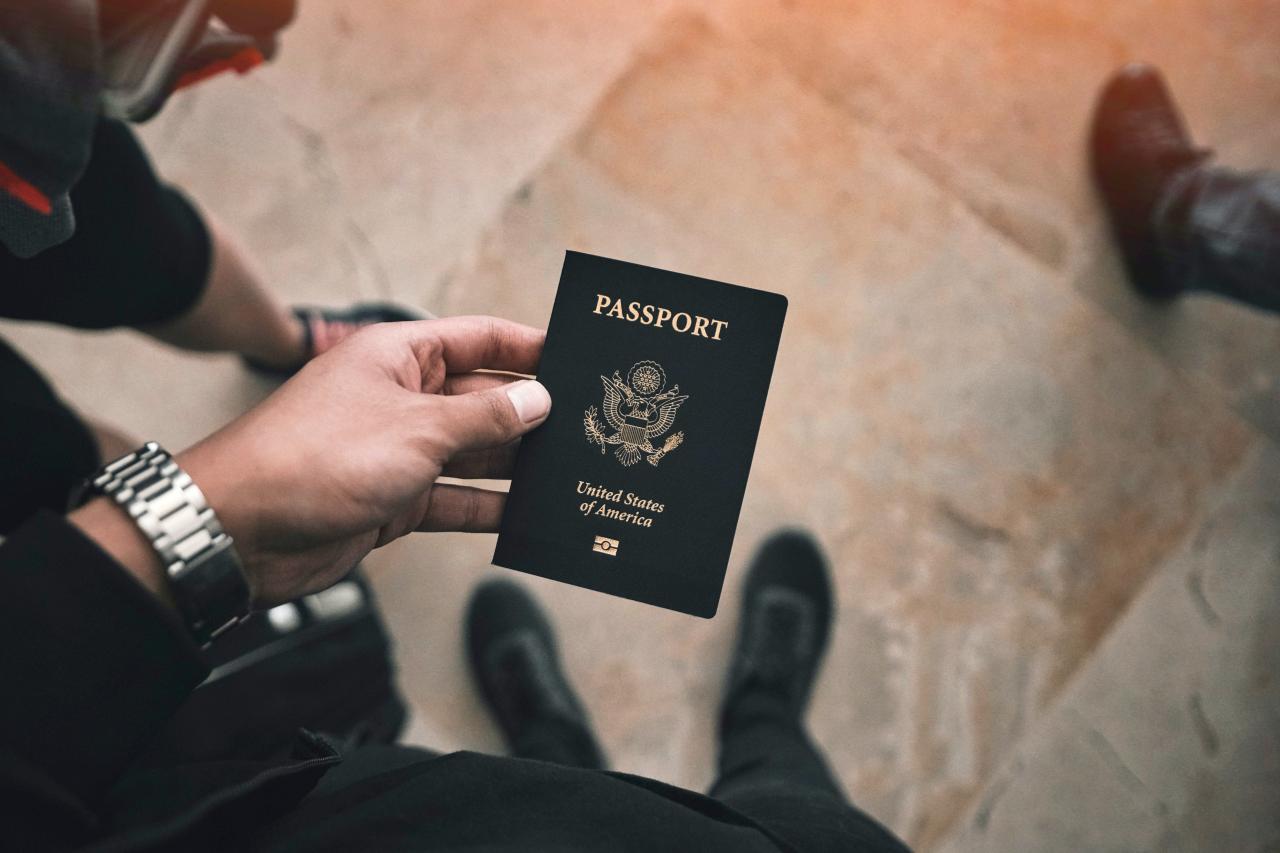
[593,293,728,341]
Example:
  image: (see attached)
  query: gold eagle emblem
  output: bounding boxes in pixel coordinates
[584,360,688,467]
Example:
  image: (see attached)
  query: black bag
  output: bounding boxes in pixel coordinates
[137,565,407,767]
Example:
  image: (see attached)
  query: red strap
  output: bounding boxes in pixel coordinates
[174,45,265,92]
[0,45,265,218]
[0,159,52,215]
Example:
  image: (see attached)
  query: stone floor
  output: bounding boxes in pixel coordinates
[3,2,1278,849]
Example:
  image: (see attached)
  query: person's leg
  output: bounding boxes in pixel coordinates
[465,579,607,769]
[137,216,307,368]
[709,531,909,853]
[712,695,844,804]
[1155,167,1280,311]
[138,216,426,372]
[0,120,215,330]
[1090,63,1280,311]
[0,118,418,372]
[0,337,102,532]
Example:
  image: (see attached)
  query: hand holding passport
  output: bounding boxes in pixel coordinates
[495,252,787,617]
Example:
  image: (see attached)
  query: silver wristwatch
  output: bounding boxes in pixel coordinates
[74,442,251,646]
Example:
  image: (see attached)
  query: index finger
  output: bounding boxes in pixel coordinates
[418,316,544,375]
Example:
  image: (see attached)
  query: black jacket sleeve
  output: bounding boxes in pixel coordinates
[0,511,208,850]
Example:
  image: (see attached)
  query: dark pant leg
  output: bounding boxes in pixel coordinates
[0,120,210,530]
[0,119,211,328]
[709,693,910,853]
[1157,167,1280,311]
[0,336,100,533]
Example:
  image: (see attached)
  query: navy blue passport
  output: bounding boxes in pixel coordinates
[493,251,787,617]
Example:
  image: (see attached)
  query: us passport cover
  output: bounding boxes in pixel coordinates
[493,251,787,617]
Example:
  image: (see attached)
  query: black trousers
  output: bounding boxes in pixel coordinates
[149,609,907,852]
[708,692,908,852]
[0,119,211,533]
[1157,166,1280,310]
[225,702,908,853]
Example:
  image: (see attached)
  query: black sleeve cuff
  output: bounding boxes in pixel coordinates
[0,511,209,807]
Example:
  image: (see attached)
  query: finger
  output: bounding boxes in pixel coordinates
[418,483,506,532]
[420,316,544,375]
[443,371,530,396]
[441,441,520,479]
[434,379,551,454]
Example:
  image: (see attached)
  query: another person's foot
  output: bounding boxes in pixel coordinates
[721,530,833,731]
[1090,63,1212,300]
[244,302,425,377]
[466,579,607,769]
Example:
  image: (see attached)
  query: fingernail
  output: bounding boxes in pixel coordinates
[507,380,551,423]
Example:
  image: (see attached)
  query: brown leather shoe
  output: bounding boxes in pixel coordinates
[1089,63,1211,299]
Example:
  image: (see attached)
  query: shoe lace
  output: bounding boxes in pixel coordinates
[736,588,816,697]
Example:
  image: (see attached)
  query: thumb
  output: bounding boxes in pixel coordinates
[436,379,551,454]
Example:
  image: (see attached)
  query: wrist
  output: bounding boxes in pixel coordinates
[176,437,264,595]
[70,498,176,610]
[75,442,254,644]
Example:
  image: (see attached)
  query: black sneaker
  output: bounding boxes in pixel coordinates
[243,302,425,377]
[721,530,834,730]
[465,579,607,769]
[1089,63,1212,299]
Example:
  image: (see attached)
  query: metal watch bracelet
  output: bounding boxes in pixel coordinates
[78,442,251,646]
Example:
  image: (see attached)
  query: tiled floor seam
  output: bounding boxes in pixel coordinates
[440,8,1081,316]
[929,437,1273,851]
[660,11,1259,462]
[431,8,687,312]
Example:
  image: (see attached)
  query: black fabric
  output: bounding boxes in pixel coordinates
[244,749,789,853]
[0,512,909,851]
[0,1,294,255]
[0,118,212,329]
[713,693,910,853]
[0,336,101,533]
[0,511,209,851]
[1156,166,1280,311]
[0,0,99,257]
[139,568,407,767]
[0,116,212,532]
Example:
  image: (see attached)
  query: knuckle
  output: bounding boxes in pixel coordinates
[417,337,447,390]
[414,397,455,459]
[422,334,444,363]
[481,390,514,432]
[485,316,514,359]
[461,490,482,531]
